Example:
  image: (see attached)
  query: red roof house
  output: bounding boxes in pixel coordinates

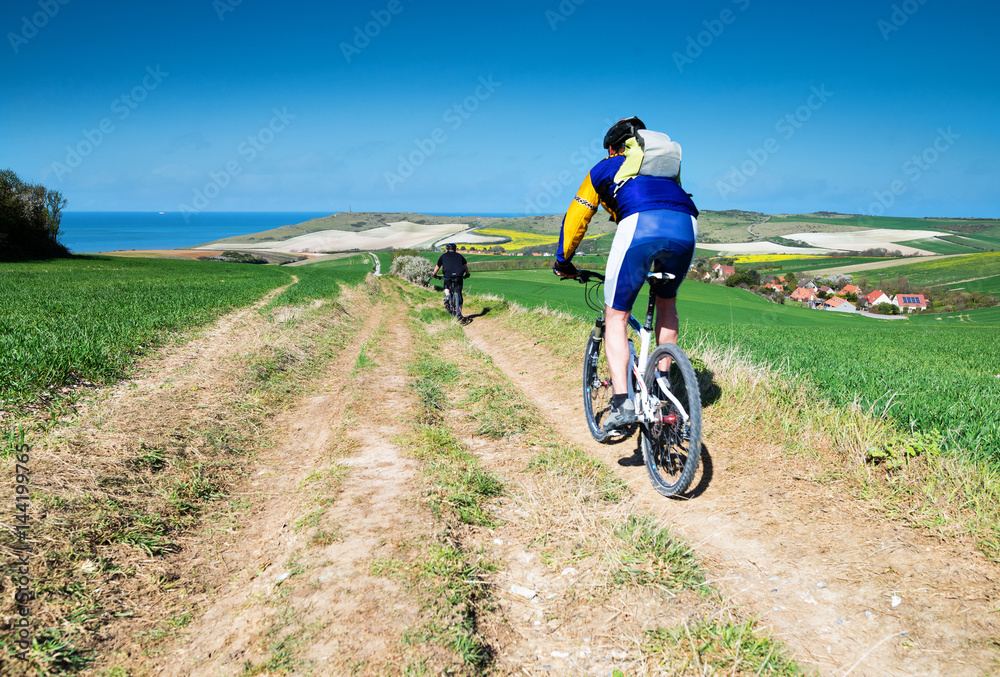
[712,263,736,279]
[840,284,861,296]
[863,290,891,306]
[790,287,817,304]
[894,293,927,312]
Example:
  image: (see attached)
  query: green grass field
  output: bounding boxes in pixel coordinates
[468,269,1000,461]
[733,256,893,274]
[269,254,372,306]
[939,228,1000,251]
[860,252,1000,294]
[767,214,1000,233]
[905,238,981,255]
[0,255,372,406]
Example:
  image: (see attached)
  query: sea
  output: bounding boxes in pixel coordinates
[56,211,527,254]
[57,212,332,254]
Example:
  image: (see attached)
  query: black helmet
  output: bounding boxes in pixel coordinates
[445,242,457,251]
[603,116,646,150]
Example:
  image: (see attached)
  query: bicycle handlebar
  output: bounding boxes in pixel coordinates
[558,269,605,283]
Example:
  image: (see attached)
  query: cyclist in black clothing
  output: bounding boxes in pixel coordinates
[432,243,470,318]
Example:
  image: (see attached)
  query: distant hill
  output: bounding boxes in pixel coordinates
[204,212,479,245]
[201,209,1000,257]
[201,211,618,248]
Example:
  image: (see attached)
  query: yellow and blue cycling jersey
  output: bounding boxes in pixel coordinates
[556,151,698,265]
[556,144,700,311]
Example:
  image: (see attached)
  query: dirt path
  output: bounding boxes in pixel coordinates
[23,278,996,676]
[143,289,455,675]
[461,315,1000,676]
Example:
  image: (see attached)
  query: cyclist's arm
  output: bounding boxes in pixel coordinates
[556,173,600,264]
[432,265,441,276]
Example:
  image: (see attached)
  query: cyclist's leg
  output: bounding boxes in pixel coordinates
[603,213,647,397]
[453,280,464,316]
[604,307,631,395]
[654,296,679,372]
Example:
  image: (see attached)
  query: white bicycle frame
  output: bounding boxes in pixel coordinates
[624,273,691,428]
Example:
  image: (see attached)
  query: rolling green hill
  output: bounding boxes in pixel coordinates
[859,252,1000,294]
[767,213,1000,233]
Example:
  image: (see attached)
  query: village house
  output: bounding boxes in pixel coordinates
[862,290,891,307]
[762,281,784,293]
[712,263,736,279]
[893,293,927,312]
[839,284,861,296]
[790,287,818,306]
[823,296,856,313]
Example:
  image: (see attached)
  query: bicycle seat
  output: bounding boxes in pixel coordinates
[647,272,676,282]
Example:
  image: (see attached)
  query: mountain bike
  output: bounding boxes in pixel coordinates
[432,274,467,319]
[573,269,702,497]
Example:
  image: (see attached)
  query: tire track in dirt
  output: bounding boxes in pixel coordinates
[434,325,707,675]
[462,314,1000,676]
[149,286,455,675]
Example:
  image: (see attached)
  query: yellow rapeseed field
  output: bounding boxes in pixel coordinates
[731,254,825,264]
[474,228,605,251]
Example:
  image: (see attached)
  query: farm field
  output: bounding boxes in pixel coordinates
[6,253,1000,675]
[860,252,1000,294]
[905,237,983,255]
[767,214,1000,232]
[0,256,345,406]
[931,227,1000,253]
[471,269,1000,460]
[265,254,374,306]
[732,255,894,273]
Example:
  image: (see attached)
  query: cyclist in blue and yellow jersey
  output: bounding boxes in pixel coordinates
[552,117,699,429]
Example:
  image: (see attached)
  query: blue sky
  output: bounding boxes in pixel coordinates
[2,0,998,218]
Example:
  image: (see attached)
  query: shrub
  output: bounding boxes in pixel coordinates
[389,255,434,286]
[871,302,900,315]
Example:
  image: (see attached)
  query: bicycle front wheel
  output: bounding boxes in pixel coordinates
[640,343,702,497]
[582,328,614,442]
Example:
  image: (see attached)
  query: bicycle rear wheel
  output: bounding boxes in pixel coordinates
[582,328,614,442]
[640,343,702,497]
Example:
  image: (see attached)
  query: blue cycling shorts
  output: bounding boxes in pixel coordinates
[604,209,697,312]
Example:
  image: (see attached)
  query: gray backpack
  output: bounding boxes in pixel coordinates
[634,130,682,181]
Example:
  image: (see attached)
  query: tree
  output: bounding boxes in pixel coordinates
[0,169,69,260]
[725,270,760,288]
